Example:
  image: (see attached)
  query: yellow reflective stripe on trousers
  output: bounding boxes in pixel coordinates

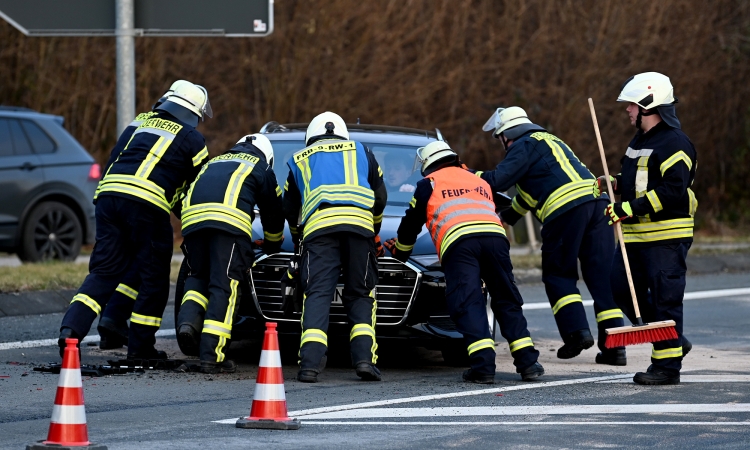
[182,290,208,310]
[622,218,694,244]
[596,309,624,322]
[552,294,583,315]
[301,328,328,347]
[646,190,663,212]
[203,320,232,338]
[652,346,683,359]
[116,284,138,300]
[130,312,162,327]
[660,150,692,175]
[264,230,284,242]
[192,146,209,166]
[537,180,593,222]
[508,337,533,353]
[350,323,376,340]
[467,338,496,355]
[224,279,239,324]
[71,293,102,315]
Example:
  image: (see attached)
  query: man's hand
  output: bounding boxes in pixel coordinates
[605,202,633,225]
[374,235,385,257]
[384,238,411,262]
[594,175,617,197]
[500,208,523,226]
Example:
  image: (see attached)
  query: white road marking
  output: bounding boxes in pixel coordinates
[299,421,750,426]
[297,403,750,420]
[0,329,175,351]
[523,287,750,311]
[598,375,750,383]
[212,374,634,423]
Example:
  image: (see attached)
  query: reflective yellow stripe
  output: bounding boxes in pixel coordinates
[97,181,170,213]
[371,297,378,364]
[223,163,255,207]
[596,309,624,323]
[688,188,698,217]
[299,158,312,196]
[116,284,138,300]
[264,230,284,242]
[467,338,496,355]
[203,320,232,339]
[660,150,692,175]
[508,337,533,353]
[182,290,208,310]
[373,213,383,224]
[551,294,583,315]
[350,323,376,340]
[475,171,484,177]
[71,293,101,315]
[622,218,694,243]
[301,328,328,347]
[215,336,227,362]
[275,185,283,196]
[377,166,383,177]
[511,196,528,215]
[130,312,162,327]
[515,184,538,208]
[547,139,582,182]
[181,203,254,236]
[440,222,506,259]
[301,184,375,221]
[343,149,359,185]
[538,180,593,221]
[646,190,663,212]
[409,197,417,208]
[224,279,239,325]
[136,136,172,179]
[395,240,414,252]
[283,180,289,192]
[181,213,252,237]
[303,206,374,238]
[192,146,208,167]
[652,346,683,359]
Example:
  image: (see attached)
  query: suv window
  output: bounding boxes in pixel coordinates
[21,120,56,154]
[7,119,33,156]
[0,119,13,157]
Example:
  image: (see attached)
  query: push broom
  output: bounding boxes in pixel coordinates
[587,98,678,348]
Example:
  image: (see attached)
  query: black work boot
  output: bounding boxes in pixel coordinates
[58,327,82,359]
[462,369,495,384]
[596,348,627,366]
[177,324,200,356]
[634,366,680,385]
[557,329,595,359]
[97,317,129,350]
[200,360,237,374]
[127,348,167,361]
[519,362,545,381]
[297,369,319,383]
[355,362,382,381]
[682,337,692,357]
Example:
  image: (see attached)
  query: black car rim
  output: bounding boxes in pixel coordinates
[34,209,77,260]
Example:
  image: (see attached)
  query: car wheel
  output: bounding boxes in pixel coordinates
[173,259,200,356]
[19,201,82,262]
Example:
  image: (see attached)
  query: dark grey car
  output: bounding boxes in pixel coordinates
[0,107,98,262]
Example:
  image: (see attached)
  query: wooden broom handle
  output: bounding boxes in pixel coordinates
[587,98,642,321]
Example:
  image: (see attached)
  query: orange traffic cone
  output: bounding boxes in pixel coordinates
[27,338,107,450]
[236,322,300,430]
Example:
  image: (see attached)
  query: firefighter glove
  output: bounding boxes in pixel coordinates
[384,238,410,262]
[594,175,617,198]
[500,208,523,226]
[605,201,633,225]
[374,235,385,257]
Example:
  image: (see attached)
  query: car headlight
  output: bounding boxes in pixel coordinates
[410,255,440,269]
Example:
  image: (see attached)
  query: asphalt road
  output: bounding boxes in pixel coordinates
[1,272,749,449]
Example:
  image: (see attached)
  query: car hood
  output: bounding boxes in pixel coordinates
[253,203,436,256]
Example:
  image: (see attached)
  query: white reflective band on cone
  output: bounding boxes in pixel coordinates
[258,350,282,368]
[50,405,87,424]
[58,368,83,388]
[253,383,286,401]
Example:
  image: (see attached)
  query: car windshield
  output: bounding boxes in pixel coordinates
[270,140,422,206]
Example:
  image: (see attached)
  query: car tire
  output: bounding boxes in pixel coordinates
[173,259,200,356]
[18,201,82,262]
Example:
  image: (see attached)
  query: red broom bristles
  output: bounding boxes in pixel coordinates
[604,325,679,349]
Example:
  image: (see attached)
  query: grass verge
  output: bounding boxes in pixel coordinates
[0,261,183,293]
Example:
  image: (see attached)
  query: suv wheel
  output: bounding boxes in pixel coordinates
[19,201,82,262]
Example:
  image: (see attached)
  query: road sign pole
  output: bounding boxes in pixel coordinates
[115,0,135,135]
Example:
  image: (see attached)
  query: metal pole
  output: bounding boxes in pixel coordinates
[115,0,135,135]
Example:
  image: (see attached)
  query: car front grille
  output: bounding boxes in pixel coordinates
[249,253,421,325]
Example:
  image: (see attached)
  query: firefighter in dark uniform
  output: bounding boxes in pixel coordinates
[176,134,284,373]
[385,141,543,384]
[58,81,212,360]
[97,81,189,350]
[479,106,627,365]
[283,112,387,383]
[601,72,696,385]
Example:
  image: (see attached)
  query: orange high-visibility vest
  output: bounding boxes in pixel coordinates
[426,166,505,260]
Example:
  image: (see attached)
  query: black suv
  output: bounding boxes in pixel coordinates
[0,107,98,262]
[174,122,497,362]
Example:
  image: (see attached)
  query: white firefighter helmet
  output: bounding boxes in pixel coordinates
[236,133,274,168]
[416,141,457,176]
[166,82,213,120]
[305,111,349,146]
[482,106,533,139]
[617,72,675,109]
[153,80,190,110]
